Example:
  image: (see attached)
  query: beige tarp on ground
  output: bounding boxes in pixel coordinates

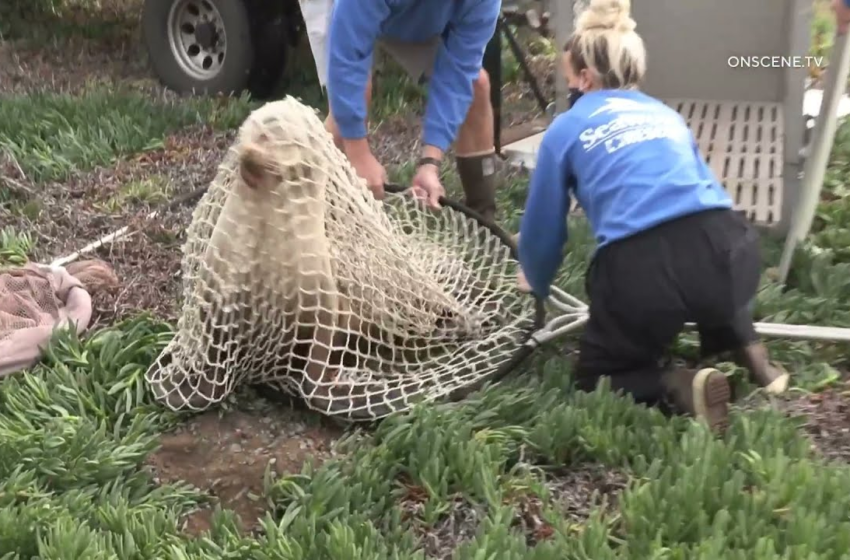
[0,260,117,377]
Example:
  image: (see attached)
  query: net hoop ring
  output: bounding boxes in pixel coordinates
[367,183,547,409]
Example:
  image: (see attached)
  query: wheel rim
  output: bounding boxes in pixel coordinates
[167,0,228,81]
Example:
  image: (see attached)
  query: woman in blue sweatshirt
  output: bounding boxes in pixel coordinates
[517,0,788,432]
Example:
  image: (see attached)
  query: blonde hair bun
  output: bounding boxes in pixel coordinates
[576,0,636,34]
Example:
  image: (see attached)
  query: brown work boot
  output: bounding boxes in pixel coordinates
[456,151,498,223]
[661,368,731,433]
[734,342,789,394]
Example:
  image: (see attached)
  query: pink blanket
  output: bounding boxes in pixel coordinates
[0,262,115,377]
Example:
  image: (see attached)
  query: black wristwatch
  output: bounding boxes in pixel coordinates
[417,156,442,169]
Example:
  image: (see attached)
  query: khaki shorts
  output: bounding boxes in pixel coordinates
[301,0,443,86]
[376,37,441,83]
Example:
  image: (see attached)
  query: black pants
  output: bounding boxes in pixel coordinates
[575,209,761,403]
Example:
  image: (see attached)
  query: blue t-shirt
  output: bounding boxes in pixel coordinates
[518,89,733,298]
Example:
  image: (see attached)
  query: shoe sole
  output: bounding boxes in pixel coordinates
[691,368,731,433]
[735,346,790,395]
[765,372,790,394]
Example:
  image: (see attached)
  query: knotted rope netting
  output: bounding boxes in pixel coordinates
[145,96,543,420]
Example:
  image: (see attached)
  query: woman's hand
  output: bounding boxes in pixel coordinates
[410,163,444,209]
[516,269,532,293]
[513,234,532,292]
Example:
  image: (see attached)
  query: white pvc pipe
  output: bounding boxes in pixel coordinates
[687,321,850,342]
[752,321,850,342]
[51,208,160,267]
[535,312,850,344]
[778,30,850,282]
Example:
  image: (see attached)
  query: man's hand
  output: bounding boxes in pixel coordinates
[833,0,850,33]
[410,162,445,209]
[344,138,387,199]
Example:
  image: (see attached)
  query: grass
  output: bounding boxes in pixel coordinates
[0,88,255,184]
[1,309,849,556]
[0,227,36,266]
[3,3,850,558]
[94,175,173,214]
[5,133,850,556]
[812,0,836,63]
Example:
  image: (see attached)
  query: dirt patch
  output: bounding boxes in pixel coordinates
[146,402,345,535]
[0,37,154,95]
[399,463,627,556]
[546,463,629,523]
[0,3,152,96]
[401,492,484,559]
[505,490,556,546]
[372,114,424,169]
[775,384,850,463]
[87,210,190,326]
[502,464,627,548]
[3,125,233,324]
[23,125,231,258]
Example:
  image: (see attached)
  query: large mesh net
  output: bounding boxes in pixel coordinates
[145,96,540,420]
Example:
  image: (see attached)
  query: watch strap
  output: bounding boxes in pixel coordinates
[417,156,442,168]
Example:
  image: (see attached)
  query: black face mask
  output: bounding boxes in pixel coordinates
[567,87,584,109]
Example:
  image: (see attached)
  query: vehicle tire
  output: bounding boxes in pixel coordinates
[142,0,254,95]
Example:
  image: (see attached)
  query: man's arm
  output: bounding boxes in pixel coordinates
[518,135,571,299]
[835,0,850,32]
[421,0,500,154]
[327,0,392,143]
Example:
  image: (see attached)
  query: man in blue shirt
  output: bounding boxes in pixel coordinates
[322,0,501,222]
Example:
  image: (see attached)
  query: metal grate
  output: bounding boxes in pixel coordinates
[500,99,785,226]
[665,99,784,226]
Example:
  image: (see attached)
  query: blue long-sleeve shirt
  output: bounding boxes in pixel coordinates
[326,0,500,151]
[518,89,733,298]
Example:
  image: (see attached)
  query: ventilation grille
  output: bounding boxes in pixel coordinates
[665,99,784,226]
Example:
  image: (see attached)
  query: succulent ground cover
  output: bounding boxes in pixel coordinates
[1,1,850,557]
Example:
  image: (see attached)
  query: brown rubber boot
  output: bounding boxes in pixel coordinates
[734,342,789,394]
[456,152,498,223]
[661,368,731,433]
